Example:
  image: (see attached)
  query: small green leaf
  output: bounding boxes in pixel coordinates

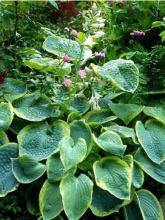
[93,156,131,200]
[60,137,87,170]
[104,123,138,144]
[68,97,89,114]
[0,103,14,130]
[48,0,58,9]
[39,180,63,220]
[108,101,144,125]
[25,58,71,75]
[60,174,93,220]
[12,155,46,184]
[94,131,126,156]
[136,120,165,164]
[132,163,144,188]
[91,59,139,93]
[135,148,165,184]
[18,120,70,161]
[70,120,92,155]
[0,130,9,146]
[143,106,165,124]
[0,143,18,197]
[83,110,117,126]
[46,154,65,182]
[90,185,124,217]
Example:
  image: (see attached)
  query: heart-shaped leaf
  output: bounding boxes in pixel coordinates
[94,131,126,156]
[60,137,87,170]
[13,93,53,122]
[90,185,124,217]
[136,120,165,164]
[93,156,131,200]
[108,101,144,125]
[70,120,92,155]
[91,59,139,93]
[143,106,165,124]
[60,174,93,220]
[12,155,46,184]
[18,120,70,161]
[39,180,63,220]
[135,148,165,184]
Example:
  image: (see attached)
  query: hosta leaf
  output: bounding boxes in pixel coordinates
[135,189,164,220]
[25,58,71,75]
[12,155,46,184]
[135,148,165,184]
[143,106,165,124]
[39,180,63,220]
[104,123,138,144]
[136,120,165,164]
[93,156,131,200]
[18,120,70,161]
[70,120,92,155]
[83,110,117,126]
[91,59,139,93]
[124,201,143,220]
[46,154,65,182]
[0,103,14,130]
[60,174,93,220]
[90,185,124,217]
[60,137,87,170]
[0,143,18,197]
[13,93,53,122]
[43,36,81,59]
[0,130,9,146]
[26,182,42,215]
[94,131,126,156]
[43,36,92,63]
[0,78,26,101]
[67,112,81,123]
[123,155,134,186]
[108,101,144,125]
[68,97,89,114]
[132,163,144,188]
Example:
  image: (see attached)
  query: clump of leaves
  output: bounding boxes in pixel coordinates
[0,33,165,220]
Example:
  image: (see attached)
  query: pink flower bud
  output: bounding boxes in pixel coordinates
[70,29,78,37]
[77,70,86,78]
[63,55,72,63]
[63,79,72,87]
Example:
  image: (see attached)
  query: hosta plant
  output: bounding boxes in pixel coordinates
[0,34,165,220]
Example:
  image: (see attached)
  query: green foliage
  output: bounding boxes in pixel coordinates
[0,1,165,220]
